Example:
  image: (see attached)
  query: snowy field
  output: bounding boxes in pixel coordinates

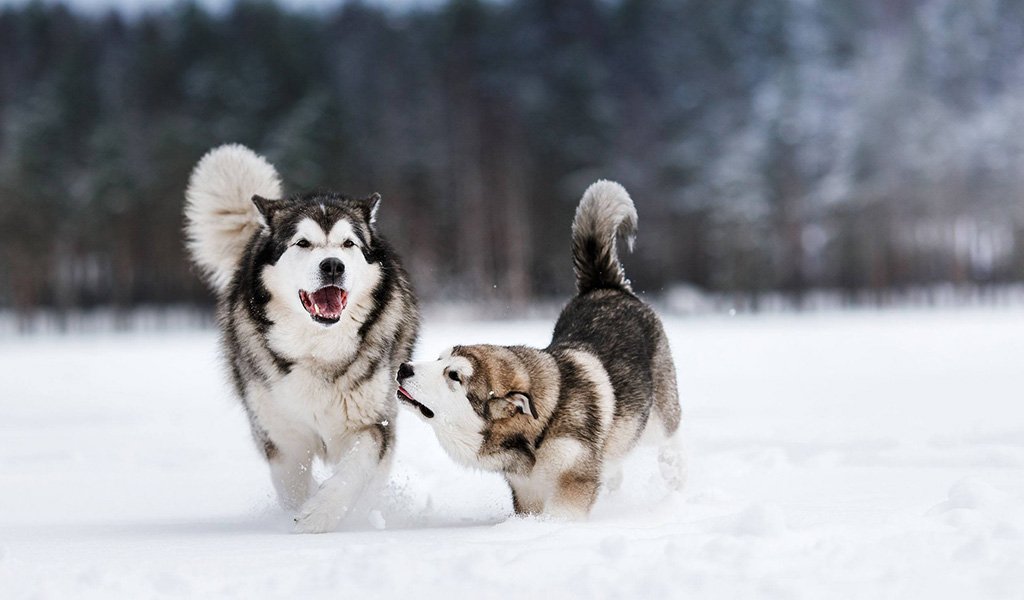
[1,308,1023,599]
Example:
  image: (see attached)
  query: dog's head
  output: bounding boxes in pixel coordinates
[396,345,540,468]
[255,191,382,327]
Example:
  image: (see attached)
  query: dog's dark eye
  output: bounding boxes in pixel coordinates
[295,239,311,248]
[343,240,355,249]
[447,371,460,383]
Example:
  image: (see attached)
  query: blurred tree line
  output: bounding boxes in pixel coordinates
[1,0,1023,316]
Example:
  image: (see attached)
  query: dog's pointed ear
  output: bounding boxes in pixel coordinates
[508,391,538,419]
[359,193,381,227]
[252,195,285,226]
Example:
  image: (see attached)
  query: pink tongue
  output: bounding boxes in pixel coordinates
[311,287,343,312]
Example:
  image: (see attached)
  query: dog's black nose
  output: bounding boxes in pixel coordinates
[319,258,344,279]
[397,362,414,381]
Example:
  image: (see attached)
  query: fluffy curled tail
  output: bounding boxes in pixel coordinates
[184,144,282,293]
[571,180,638,295]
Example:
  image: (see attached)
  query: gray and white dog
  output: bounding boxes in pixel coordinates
[184,144,418,533]
[396,180,683,519]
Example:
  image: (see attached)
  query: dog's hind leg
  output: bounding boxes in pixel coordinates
[650,333,681,439]
[638,412,687,492]
[649,333,686,491]
[293,425,391,534]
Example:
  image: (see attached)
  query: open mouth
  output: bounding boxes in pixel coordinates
[397,386,435,419]
[298,286,348,325]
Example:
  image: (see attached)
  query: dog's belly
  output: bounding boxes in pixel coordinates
[246,364,394,461]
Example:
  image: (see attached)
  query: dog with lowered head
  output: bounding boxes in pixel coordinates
[396,180,683,519]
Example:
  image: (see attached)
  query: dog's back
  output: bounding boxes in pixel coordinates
[550,181,680,438]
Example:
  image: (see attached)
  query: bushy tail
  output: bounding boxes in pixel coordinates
[184,144,282,293]
[571,180,638,295]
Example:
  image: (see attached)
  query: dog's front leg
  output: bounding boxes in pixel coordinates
[252,421,317,511]
[268,443,316,511]
[293,425,389,534]
[545,471,599,520]
[508,478,546,516]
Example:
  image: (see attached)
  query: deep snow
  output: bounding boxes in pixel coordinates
[1,309,1023,598]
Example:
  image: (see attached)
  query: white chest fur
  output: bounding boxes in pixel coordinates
[246,361,393,462]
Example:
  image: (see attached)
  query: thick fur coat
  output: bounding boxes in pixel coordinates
[185,144,418,533]
[397,180,683,519]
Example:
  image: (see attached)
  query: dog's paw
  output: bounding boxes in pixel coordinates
[293,498,347,534]
[293,508,341,534]
[658,444,687,492]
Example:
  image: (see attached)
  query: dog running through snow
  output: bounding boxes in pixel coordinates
[184,144,419,533]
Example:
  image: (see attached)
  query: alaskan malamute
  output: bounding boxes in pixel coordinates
[184,144,419,533]
[396,180,683,519]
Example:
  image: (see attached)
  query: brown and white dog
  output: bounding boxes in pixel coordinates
[396,181,683,519]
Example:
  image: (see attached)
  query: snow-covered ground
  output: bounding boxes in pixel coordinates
[1,309,1023,599]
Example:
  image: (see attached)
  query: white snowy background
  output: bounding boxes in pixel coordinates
[1,308,1023,598]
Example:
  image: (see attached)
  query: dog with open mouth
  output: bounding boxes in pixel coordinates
[184,144,419,533]
[396,180,684,519]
